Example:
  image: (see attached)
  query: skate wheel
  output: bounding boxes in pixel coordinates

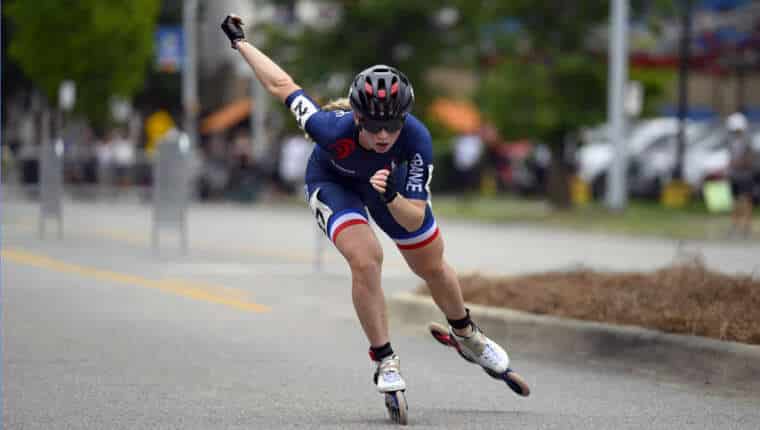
[384,391,408,425]
[504,369,530,397]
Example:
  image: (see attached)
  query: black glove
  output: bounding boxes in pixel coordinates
[379,168,399,204]
[221,14,246,49]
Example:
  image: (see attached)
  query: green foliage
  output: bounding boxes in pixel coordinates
[630,66,676,117]
[5,0,160,125]
[475,1,672,144]
[256,1,671,147]
[472,1,609,143]
[259,1,483,118]
[478,55,607,142]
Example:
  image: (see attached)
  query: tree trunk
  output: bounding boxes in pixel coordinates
[547,140,572,209]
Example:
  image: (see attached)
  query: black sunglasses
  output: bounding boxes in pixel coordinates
[360,118,405,133]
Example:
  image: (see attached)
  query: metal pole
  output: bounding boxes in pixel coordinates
[606,0,629,211]
[735,60,745,113]
[0,5,3,421]
[151,147,160,255]
[249,7,269,165]
[251,77,268,162]
[56,109,64,239]
[38,109,50,239]
[674,0,692,180]
[182,0,199,149]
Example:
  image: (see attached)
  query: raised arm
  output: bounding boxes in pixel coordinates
[221,14,301,103]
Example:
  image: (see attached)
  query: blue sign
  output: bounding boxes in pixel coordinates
[156,26,184,72]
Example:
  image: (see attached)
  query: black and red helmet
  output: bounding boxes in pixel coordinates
[348,65,414,121]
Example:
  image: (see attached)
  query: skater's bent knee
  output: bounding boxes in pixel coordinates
[412,262,447,283]
[346,249,383,276]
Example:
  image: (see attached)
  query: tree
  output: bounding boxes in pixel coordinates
[254,1,672,204]
[475,1,671,207]
[259,1,482,129]
[5,0,161,126]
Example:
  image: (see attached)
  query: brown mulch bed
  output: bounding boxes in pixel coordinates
[416,258,760,345]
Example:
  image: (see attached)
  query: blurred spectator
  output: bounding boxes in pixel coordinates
[110,129,136,187]
[480,123,509,191]
[226,129,260,202]
[77,139,99,187]
[95,134,113,187]
[226,152,259,202]
[278,134,312,195]
[1,145,12,184]
[452,133,484,193]
[230,128,253,162]
[726,112,758,237]
[198,134,229,200]
[18,141,39,187]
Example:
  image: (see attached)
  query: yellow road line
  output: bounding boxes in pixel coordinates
[1,248,270,313]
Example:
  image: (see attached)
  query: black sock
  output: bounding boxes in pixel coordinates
[447,308,472,330]
[369,342,394,362]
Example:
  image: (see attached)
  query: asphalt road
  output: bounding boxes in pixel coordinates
[3,198,759,429]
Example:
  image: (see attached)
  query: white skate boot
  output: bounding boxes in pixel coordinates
[428,321,530,397]
[372,354,409,424]
[373,354,407,393]
[451,324,510,374]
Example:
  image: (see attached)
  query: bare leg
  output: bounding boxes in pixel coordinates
[739,195,753,236]
[334,223,389,347]
[747,201,754,235]
[399,234,470,335]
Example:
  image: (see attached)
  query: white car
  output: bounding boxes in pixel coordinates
[577,118,711,197]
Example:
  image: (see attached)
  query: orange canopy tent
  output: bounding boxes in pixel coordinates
[201,97,483,136]
[428,98,481,134]
[200,99,253,135]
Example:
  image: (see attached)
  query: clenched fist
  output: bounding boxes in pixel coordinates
[221,14,246,49]
[370,168,399,204]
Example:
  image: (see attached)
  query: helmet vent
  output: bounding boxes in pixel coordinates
[349,65,414,120]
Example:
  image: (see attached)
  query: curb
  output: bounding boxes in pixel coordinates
[388,292,760,390]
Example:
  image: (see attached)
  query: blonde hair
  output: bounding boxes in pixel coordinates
[301,98,352,143]
[322,97,352,112]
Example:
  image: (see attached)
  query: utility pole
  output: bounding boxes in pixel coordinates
[250,0,270,166]
[605,0,629,211]
[251,70,268,163]
[674,0,692,181]
[656,0,693,209]
[1,2,3,189]
[182,0,199,149]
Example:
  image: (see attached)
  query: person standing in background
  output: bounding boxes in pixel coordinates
[278,133,312,195]
[726,112,757,237]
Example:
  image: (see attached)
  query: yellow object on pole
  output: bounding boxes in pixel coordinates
[480,171,497,197]
[661,180,691,208]
[145,110,176,157]
[570,176,591,206]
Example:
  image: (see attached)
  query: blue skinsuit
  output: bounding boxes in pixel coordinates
[285,89,439,248]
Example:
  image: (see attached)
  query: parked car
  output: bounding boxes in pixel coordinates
[577,118,716,198]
